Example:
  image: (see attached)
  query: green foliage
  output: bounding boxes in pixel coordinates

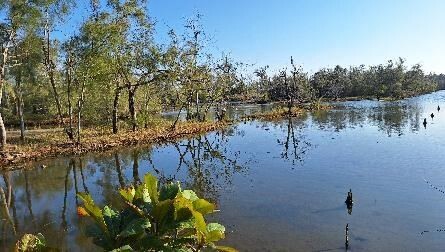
[77,173,236,251]
[14,233,55,252]
[250,58,438,104]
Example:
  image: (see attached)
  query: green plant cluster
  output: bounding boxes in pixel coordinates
[77,173,236,252]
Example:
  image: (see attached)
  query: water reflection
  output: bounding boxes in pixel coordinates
[1,92,444,250]
[312,101,424,137]
[277,116,312,166]
[0,127,248,249]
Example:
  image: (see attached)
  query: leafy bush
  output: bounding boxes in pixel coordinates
[77,173,235,251]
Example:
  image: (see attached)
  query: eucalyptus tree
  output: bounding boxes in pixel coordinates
[39,0,74,126]
[105,0,167,132]
[9,33,42,141]
[0,0,42,149]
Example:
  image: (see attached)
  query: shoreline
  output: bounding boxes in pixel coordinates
[2,90,437,170]
[0,121,229,170]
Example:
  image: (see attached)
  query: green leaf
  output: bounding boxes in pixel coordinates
[118,218,151,238]
[173,196,194,221]
[191,209,207,233]
[141,186,151,203]
[110,245,134,251]
[103,206,120,237]
[181,190,199,201]
[15,233,46,251]
[159,182,181,201]
[152,199,173,224]
[214,245,238,252]
[206,223,226,242]
[77,192,107,233]
[120,186,136,203]
[144,173,159,203]
[193,199,215,215]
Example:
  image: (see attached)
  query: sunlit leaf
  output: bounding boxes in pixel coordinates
[77,192,107,233]
[15,233,46,252]
[181,190,198,201]
[214,245,239,252]
[120,186,136,203]
[103,206,121,237]
[144,173,159,203]
[193,199,215,215]
[110,245,134,251]
[206,223,225,242]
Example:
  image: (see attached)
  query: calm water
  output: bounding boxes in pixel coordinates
[2,91,445,251]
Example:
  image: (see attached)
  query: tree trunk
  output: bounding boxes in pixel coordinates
[17,88,25,142]
[132,150,140,184]
[66,52,74,140]
[0,31,14,150]
[128,86,137,132]
[44,10,64,125]
[112,86,121,134]
[76,81,86,144]
[49,69,64,125]
[77,100,81,144]
[0,114,6,150]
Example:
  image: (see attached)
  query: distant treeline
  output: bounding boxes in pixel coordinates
[242,58,439,103]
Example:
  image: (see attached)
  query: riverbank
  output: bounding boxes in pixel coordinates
[0,120,228,169]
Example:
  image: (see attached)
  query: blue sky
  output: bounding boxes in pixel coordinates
[59,0,445,73]
[148,0,445,74]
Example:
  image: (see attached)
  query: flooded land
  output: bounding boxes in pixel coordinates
[2,91,445,251]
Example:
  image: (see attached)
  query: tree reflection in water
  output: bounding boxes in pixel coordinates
[278,116,312,166]
[0,98,433,250]
[311,102,423,137]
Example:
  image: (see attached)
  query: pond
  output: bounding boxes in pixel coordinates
[2,91,445,251]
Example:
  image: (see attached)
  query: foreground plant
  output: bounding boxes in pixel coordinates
[77,173,235,251]
[14,233,54,252]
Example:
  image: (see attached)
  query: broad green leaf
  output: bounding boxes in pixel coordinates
[159,182,181,201]
[134,185,151,203]
[103,206,120,237]
[191,209,207,233]
[119,186,136,203]
[206,223,226,242]
[181,190,199,201]
[144,173,158,203]
[193,199,215,215]
[173,196,194,221]
[152,199,173,224]
[77,192,107,232]
[142,187,151,203]
[118,218,151,238]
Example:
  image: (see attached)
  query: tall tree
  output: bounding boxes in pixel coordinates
[0,0,42,149]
